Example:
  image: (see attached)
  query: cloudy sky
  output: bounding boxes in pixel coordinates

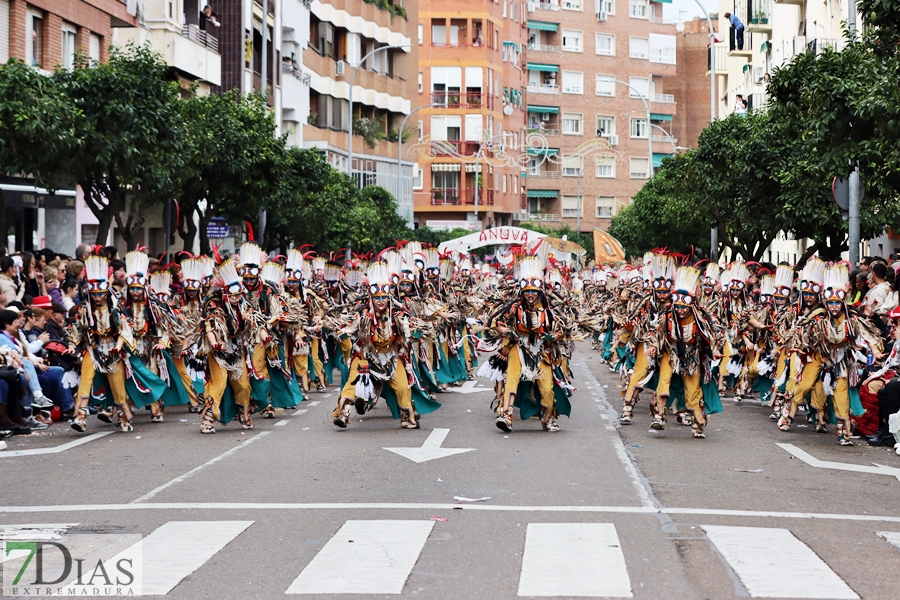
[663,0,719,21]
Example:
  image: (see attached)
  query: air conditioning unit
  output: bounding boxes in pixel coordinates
[527,2,536,12]
[608,134,618,146]
[597,10,608,21]
[541,113,550,121]
[753,67,765,84]
[336,60,345,76]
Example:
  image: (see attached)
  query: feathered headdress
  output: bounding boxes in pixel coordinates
[285,249,305,282]
[323,263,342,283]
[383,250,403,282]
[729,261,751,289]
[311,257,326,274]
[181,258,206,288]
[774,265,793,298]
[545,267,562,289]
[439,256,455,282]
[823,263,850,302]
[673,266,701,306]
[650,253,675,291]
[703,263,721,285]
[150,271,171,297]
[518,256,544,291]
[366,261,391,296]
[261,261,285,287]
[216,259,243,296]
[423,248,440,274]
[593,269,608,285]
[85,255,109,291]
[236,242,265,268]
[345,266,364,289]
[758,274,776,297]
[799,257,826,292]
[125,251,150,287]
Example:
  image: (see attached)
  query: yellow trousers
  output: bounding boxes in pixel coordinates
[624,344,651,402]
[501,347,554,412]
[311,338,325,383]
[76,355,128,415]
[206,358,252,420]
[172,356,198,406]
[832,376,850,420]
[786,354,825,413]
[335,356,413,415]
[340,337,352,364]
[294,351,309,390]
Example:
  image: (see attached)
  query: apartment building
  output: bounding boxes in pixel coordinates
[671,16,717,150]
[413,0,528,231]
[301,0,417,224]
[0,0,138,253]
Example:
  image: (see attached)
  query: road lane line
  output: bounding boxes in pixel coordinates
[292,409,309,417]
[0,432,112,457]
[702,525,858,599]
[307,401,321,406]
[518,523,632,597]
[274,420,289,427]
[286,520,434,594]
[130,431,272,504]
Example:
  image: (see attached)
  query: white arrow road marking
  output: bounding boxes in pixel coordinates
[776,443,900,482]
[453,380,494,394]
[877,531,900,551]
[0,432,112,457]
[383,428,475,463]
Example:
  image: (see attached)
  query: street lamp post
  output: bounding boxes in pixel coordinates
[396,103,442,228]
[692,0,718,260]
[598,78,652,178]
[650,123,676,154]
[576,162,587,233]
[346,44,411,182]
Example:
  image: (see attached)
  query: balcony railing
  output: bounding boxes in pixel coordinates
[651,135,677,144]
[527,43,560,53]
[527,83,560,94]
[466,189,494,205]
[431,189,461,205]
[652,94,675,103]
[431,92,492,109]
[282,63,311,85]
[649,49,676,64]
[431,140,480,156]
[807,38,840,56]
[649,14,678,24]
[181,23,219,53]
[527,127,560,136]
[536,1,561,10]
[513,212,561,222]
[530,169,560,178]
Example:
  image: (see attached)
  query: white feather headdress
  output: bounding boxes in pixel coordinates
[285,250,305,280]
[674,266,701,297]
[125,251,149,279]
[85,255,108,283]
[800,257,826,287]
[758,274,776,297]
[150,271,171,296]
[237,242,265,267]
[774,265,794,296]
[261,261,285,286]
[823,263,849,300]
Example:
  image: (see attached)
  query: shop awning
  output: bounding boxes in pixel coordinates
[649,113,673,121]
[652,0,672,3]
[526,148,559,156]
[527,189,559,198]
[503,41,520,51]
[527,21,559,32]
[652,153,673,168]
[431,163,460,172]
[526,63,559,73]
[527,105,559,114]
[760,40,771,54]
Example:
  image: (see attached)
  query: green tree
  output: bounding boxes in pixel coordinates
[53,43,186,247]
[175,89,286,253]
[0,59,81,247]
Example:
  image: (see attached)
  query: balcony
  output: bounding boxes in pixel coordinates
[527,83,560,95]
[651,135,677,144]
[431,92,493,109]
[527,127,560,136]
[181,23,218,52]
[527,43,560,54]
[535,1,561,10]
[649,14,678,25]
[746,0,773,33]
[527,168,560,178]
[513,212,561,222]
[465,189,494,205]
[652,94,675,104]
[431,189,461,205]
[708,44,729,76]
[807,38,840,56]
[116,24,221,87]
[282,62,311,85]
[431,140,480,157]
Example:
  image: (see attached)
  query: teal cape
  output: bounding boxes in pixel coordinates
[513,366,572,420]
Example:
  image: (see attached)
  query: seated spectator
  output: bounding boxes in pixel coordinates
[0,354,29,435]
[65,259,85,305]
[61,279,79,312]
[45,302,69,344]
[22,307,50,357]
[0,309,72,420]
[0,255,20,307]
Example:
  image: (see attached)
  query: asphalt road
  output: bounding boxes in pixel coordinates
[1,342,899,599]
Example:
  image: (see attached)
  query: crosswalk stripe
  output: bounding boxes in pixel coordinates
[877,531,900,551]
[517,523,632,597]
[702,525,858,599]
[285,520,434,595]
[60,520,253,596]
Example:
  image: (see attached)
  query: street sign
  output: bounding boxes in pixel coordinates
[207,218,229,239]
[832,176,863,212]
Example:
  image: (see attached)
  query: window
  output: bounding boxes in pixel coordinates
[413,167,423,189]
[595,34,614,55]
[629,76,649,99]
[596,196,615,218]
[595,0,614,13]
[432,22,446,46]
[595,157,615,178]
[433,171,459,190]
[562,154,583,176]
[630,117,648,138]
[417,120,423,140]
[595,74,614,96]
[61,23,77,70]
[562,196,582,218]
[431,66,462,104]
[649,34,677,64]
[562,113,582,135]
[596,115,615,137]
[346,33,362,66]
[630,157,649,178]
[562,30,582,52]
[418,24,423,45]
[418,72,423,93]
[562,0,582,10]
[318,22,334,58]
[431,115,462,141]
[629,0,648,18]
[89,34,101,62]
[629,37,648,59]
[26,10,43,68]
[503,0,507,17]
[561,71,583,94]
[502,174,507,193]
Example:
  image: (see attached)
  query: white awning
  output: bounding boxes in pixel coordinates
[465,164,482,173]
[431,163,461,172]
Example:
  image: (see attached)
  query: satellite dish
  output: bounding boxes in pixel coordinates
[503,105,513,116]
[676,22,685,33]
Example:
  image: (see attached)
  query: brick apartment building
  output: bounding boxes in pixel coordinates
[670,16,718,150]
[519,0,678,234]
[302,0,418,224]
[413,0,529,231]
